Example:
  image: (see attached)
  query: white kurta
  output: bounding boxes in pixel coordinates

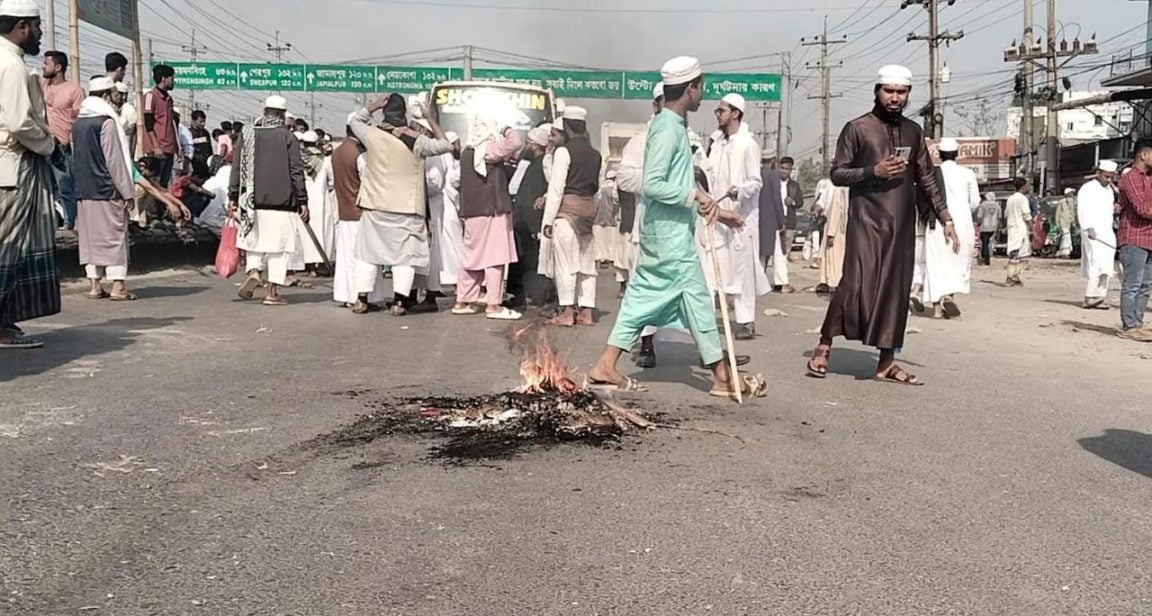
[1005,193,1032,257]
[304,156,335,262]
[427,152,463,286]
[538,147,596,280]
[701,124,769,325]
[921,160,979,303]
[1077,178,1117,282]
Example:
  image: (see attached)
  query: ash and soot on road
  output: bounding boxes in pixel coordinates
[305,323,660,464]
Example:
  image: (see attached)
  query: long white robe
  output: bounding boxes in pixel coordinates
[304,156,335,262]
[1077,178,1117,282]
[701,124,769,325]
[921,160,979,303]
[1005,193,1032,257]
[427,152,463,287]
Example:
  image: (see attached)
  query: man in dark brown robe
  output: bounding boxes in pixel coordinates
[806,64,958,386]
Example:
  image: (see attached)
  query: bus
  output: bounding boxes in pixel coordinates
[428,81,556,146]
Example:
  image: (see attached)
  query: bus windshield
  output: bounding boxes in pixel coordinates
[430,82,554,146]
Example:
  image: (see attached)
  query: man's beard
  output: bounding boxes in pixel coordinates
[22,40,40,56]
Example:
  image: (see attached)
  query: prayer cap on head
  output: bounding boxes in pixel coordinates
[661,56,702,86]
[562,106,587,121]
[88,76,115,93]
[653,83,664,100]
[527,126,550,147]
[445,131,460,144]
[605,169,617,180]
[1098,159,1118,173]
[302,130,319,143]
[0,0,40,18]
[876,64,913,87]
[1064,187,1075,194]
[264,95,288,111]
[938,137,959,152]
[114,82,129,94]
[721,93,746,113]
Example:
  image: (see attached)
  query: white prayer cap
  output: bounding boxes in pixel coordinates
[445,131,460,144]
[555,98,567,113]
[662,56,702,86]
[173,106,182,116]
[527,126,550,147]
[1064,187,1076,195]
[877,64,913,87]
[661,56,702,86]
[653,83,664,100]
[88,76,115,93]
[984,192,996,201]
[605,169,617,180]
[721,93,746,113]
[551,116,565,132]
[0,0,40,18]
[114,82,129,94]
[938,137,959,152]
[293,131,304,141]
[1098,159,1118,173]
[264,95,288,111]
[301,130,319,143]
[345,111,358,126]
[562,106,587,122]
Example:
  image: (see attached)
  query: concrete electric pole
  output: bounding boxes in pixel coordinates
[181,30,208,109]
[1003,0,1096,192]
[267,30,292,62]
[903,0,964,139]
[802,16,846,170]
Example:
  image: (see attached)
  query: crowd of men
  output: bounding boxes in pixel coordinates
[2,0,1151,394]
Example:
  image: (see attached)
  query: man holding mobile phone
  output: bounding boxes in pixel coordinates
[805,64,959,386]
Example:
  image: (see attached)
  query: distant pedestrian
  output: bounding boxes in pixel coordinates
[41,49,84,229]
[104,52,136,153]
[1055,187,1077,258]
[1004,177,1032,287]
[974,192,1001,266]
[189,109,212,176]
[1076,160,1117,310]
[142,64,179,186]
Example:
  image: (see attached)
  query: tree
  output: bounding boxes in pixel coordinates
[795,157,825,194]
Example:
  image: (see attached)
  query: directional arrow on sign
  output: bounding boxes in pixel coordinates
[307,73,315,83]
[377,73,386,84]
[240,71,248,81]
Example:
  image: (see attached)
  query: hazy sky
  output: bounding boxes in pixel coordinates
[48,0,1152,159]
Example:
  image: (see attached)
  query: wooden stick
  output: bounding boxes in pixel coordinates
[705,196,743,404]
[300,220,333,273]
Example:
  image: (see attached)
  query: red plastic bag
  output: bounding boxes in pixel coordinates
[215,216,239,279]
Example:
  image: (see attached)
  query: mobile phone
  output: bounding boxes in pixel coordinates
[895,146,911,162]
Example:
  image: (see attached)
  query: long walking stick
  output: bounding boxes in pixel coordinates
[706,195,743,404]
[301,220,334,274]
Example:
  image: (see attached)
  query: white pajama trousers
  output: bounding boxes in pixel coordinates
[1086,274,1110,299]
[762,240,790,287]
[246,252,289,287]
[553,220,597,308]
[85,264,127,281]
[355,262,417,297]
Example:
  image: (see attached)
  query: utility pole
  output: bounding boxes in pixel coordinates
[45,0,55,51]
[67,0,79,80]
[305,95,322,127]
[267,30,292,62]
[778,51,792,158]
[1003,0,1096,192]
[181,30,208,109]
[463,45,474,80]
[802,16,845,169]
[903,0,964,139]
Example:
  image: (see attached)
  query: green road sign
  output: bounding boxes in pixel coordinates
[376,66,456,94]
[705,73,782,102]
[238,63,306,91]
[152,61,781,101]
[166,62,239,90]
[305,65,377,93]
[471,68,624,99]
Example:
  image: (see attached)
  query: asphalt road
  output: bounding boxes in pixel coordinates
[2,259,1151,615]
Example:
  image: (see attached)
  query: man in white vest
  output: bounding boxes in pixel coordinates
[348,94,454,316]
[704,93,768,340]
[1077,160,1118,310]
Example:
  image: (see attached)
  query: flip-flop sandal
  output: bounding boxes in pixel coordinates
[874,365,924,386]
[806,347,831,379]
[238,275,262,300]
[486,308,522,321]
[584,375,649,393]
[0,334,44,349]
[710,374,768,400]
[909,296,925,314]
[1082,299,1106,310]
[285,279,314,289]
[351,302,380,314]
[262,297,288,306]
[451,306,480,315]
[697,352,752,368]
[109,293,138,301]
[86,290,110,299]
[390,305,407,316]
[941,297,961,318]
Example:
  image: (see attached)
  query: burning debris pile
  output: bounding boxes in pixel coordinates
[312,324,655,462]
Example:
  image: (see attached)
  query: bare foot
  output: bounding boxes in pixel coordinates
[548,309,575,327]
[576,308,595,326]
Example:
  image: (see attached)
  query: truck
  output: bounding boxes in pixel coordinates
[427,81,556,146]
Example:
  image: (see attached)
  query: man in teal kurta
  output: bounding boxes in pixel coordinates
[588,56,752,398]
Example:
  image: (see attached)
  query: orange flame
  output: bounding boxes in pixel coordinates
[517,329,580,395]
